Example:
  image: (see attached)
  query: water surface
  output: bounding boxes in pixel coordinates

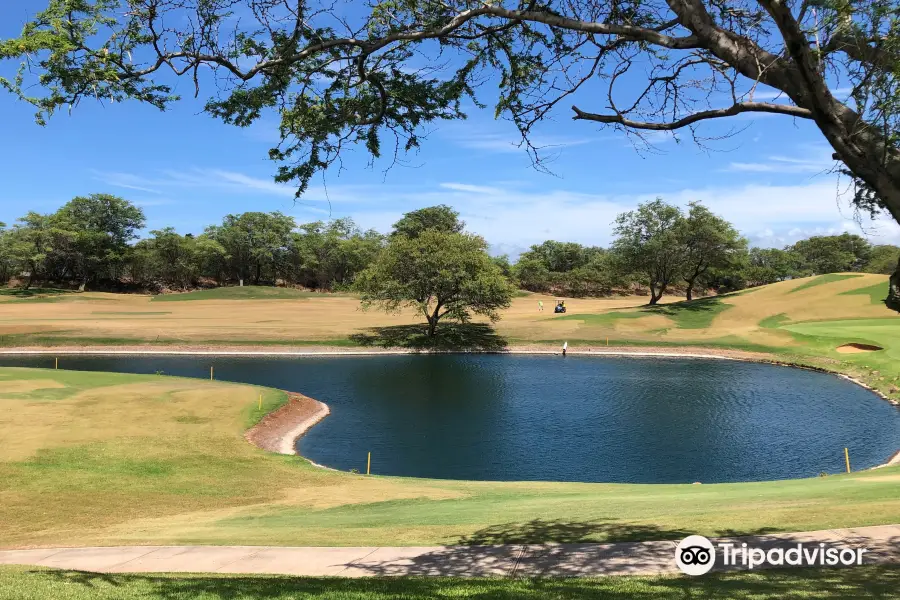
[2,354,897,483]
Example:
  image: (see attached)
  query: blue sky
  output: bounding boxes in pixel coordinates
[2,2,899,259]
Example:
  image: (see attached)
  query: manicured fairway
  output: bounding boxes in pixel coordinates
[1,565,898,599]
[1,367,899,549]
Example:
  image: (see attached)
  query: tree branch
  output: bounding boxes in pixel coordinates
[571,101,813,130]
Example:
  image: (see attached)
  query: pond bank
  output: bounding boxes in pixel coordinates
[245,391,330,455]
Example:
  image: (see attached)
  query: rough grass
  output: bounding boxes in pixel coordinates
[150,287,328,302]
[788,274,864,294]
[2,565,899,599]
[2,367,900,549]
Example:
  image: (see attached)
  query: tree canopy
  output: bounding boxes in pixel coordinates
[356,228,514,336]
[611,198,686,305]
[390,205,465,238]
[677,202,748,300]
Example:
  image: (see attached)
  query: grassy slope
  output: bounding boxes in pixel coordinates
[2,565,899,599]
[1,367,899,549]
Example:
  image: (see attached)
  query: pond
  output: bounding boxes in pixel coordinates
[2,354,898,483]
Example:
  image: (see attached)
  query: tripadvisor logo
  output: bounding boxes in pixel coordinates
[675,535,869,576]
[676,535,716,575]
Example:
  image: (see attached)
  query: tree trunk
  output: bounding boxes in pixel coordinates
[888,259,900,312]
[255,262,261,285]
[685,277,696,301]
[648,282,664,305]
[426,304,443,337]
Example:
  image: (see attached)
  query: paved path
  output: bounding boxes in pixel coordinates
[1,525,897,577]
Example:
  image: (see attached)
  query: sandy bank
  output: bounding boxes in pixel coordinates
[244,392,330,456]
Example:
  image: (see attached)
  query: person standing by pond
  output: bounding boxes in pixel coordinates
[562,341,567,356]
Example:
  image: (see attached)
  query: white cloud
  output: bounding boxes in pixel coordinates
[726,145,836,174]
[343,178,900,250]
[443,126,596,154]
[96,165,900,251]
[439,182,504,194]
[91,171,162,194]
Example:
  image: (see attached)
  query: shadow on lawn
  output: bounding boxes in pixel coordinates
[349,323,508,351]
[0,287,74,298]
[643,295,723,315]
[28,522,900,597]
[30,563,900,600]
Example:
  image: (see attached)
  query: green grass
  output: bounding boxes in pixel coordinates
[840,280,891,305]
[562,297,733,330]
[644,296,733,329]
[150,287,328,302]
[1,566,898,599]
[759,313,791,329]
[788,274,864,294]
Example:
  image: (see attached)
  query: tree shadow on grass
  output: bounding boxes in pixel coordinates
[640,296,730,329]
[29,540,900,599]
[350,323,508,351]
[0,287,74,298]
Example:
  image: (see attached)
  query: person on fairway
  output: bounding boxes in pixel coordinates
[539,300,543,311]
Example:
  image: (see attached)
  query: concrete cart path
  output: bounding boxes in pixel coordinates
[1,525,897,578]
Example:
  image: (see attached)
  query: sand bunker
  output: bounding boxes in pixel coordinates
[836,343,884,354]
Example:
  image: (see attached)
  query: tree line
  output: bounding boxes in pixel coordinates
[1,195,897,305]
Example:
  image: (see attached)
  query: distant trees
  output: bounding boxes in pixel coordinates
[512,240,615,296]
[0,195,145,290]
[1,197,896,303]
[356,229,513,336]
[865,245,900,275]
[745,248,801,286]
[790,233,872,275]
[289,219,385,289]
[0,196,384,291]
[206,212,296,285]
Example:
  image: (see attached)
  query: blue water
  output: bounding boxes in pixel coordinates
[2,354,897,483]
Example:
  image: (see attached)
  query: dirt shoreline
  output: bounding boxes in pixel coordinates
[244,392,330,456]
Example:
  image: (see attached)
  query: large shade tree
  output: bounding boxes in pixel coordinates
[677,202,748,300]
[356,229,514,336]
[611,198,685,305]
[3,0,900,307]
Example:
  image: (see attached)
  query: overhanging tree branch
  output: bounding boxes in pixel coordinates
[571,101,813,129]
